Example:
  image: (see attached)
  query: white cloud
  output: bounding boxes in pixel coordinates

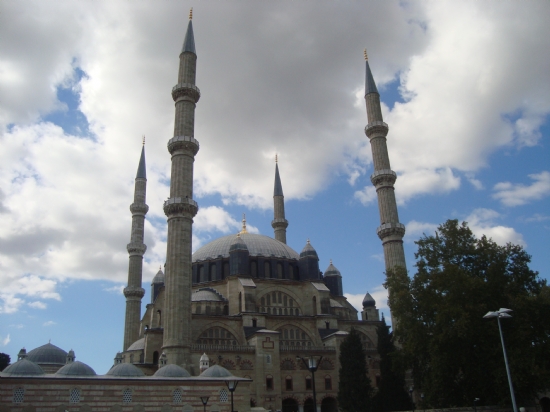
[43,321,56,327]
[104,285,124,295]
[354,186,377,206]
[1,334,10,346]
[404,220,439,243]
[466,209,525,246]
[28,301,47,309]
[493,171,550,207]
[525,213,550,223]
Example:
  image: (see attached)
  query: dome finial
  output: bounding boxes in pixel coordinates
[189,7,193,20]
[330,259,332,265]
[364,48,368,61]
[307,238,310,244]
[142,135,145,146]
[275,153,278,163]
[240,213,248,234]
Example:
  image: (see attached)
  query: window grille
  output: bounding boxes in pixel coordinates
[173,388,183,404]
[122,388,132,404]
[13,387,25,403]
[219,389,229,403]
[70,387,81,403]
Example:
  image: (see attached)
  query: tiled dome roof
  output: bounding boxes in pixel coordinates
[106,363,145,377]
[192,288,227,302]
[193,233,299,262]
[154,364,191,378]
[26,343,67,365]
[127,337,146,351]
[200,364,233,378]
[56,361,96,376]
[1,359,45,376]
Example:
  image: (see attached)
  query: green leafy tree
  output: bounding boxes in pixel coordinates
[338,328,374,412]
[0,353,10,371]
[372,315,414,412]
[386,219,550,408]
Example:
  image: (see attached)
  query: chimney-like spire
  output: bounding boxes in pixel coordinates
[271,155,288,243]
[182,9,196,55]
[363,51,406,301]
[162,12,201,368]
[136,138,147,179]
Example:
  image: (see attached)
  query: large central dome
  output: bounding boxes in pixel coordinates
[193,233,299,262]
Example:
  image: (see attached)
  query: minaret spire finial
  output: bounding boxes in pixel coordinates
[240,213,248,234]
[364,49,368,61]
[189,7,193,20]
[275,153,278,164]
[142,135,145,146]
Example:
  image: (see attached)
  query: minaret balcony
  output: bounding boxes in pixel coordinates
[271,218,289,228]
[376,222,406,241]
[127,242,147,256]
[167,135,200,155]
[129,202,149,215]
[370,169,397,187]
[365,120,389,138]
[163,196,199,217]
[123,286,145,299]
[171,83,201,103]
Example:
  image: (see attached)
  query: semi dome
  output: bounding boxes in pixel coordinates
[56,361,96,376]
[193,233,299,262]
[200,364,233,378]
[127,337,146,351]
[154,364,191,378]
[1,359,45,376]
[26,342,67,365]
[192,288,227,302]
[106,363,145,377]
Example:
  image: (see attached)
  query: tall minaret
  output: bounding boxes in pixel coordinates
[363,50,407,274]
[123,140,148,351]
[162,9,200,368]
[271,155,288,243]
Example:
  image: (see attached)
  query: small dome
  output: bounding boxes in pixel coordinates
[229,234,248,252]
[324,260,341,277]
[300,240,318,259]
[154,364,191,378]
[127,337,145,351]
[152,267,165,284]
[200,352,210,361]
[27,342,67,365]
[56,361,96,376]
[200,364,233,378]
[362,292,376,308]
[1,359,45,376]
[106,363,145,377]
[192,288,227,302]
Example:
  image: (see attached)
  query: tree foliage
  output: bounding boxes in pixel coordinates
[372,315,414,412]
[386,220,550,408]
[338,328,374,412]
[0,353,10,371]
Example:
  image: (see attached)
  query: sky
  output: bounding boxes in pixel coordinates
[1,1,549,375]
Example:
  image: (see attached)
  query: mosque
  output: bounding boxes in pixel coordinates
[0,10,407,412]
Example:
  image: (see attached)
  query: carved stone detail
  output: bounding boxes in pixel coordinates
[376,222,406,240]
[127,242,147,255]
[167,135,200,156]
[163,197,199,217]
[130,203,149,215]
[124,286,145,299]
[364,121,389,138]
[370,169,397,187]
[171,83,201,103]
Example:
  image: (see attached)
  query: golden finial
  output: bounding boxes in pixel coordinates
[275,153,278,164]
[364,49,368,61]
[240,213,248,234]
[189,7,193,20]
[330,259,332,265]
[142,135,145,145]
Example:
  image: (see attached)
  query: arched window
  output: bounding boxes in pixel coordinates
[173,388,183,404]
[196,305,201,314]
[198,327,238,345]
[266,375,274,390]
[305,376,312,390]
[285,375,293,390]
[199,266,205,282]
[69,387,81,404]
[223,262,229,278]
[122,388,132,404]
[289,264,294,279]
[264,261,271,278]
[153,351,159,365]
[251,261,257,277]
[219,389,229,403]
[325,375,332,390]
[277,263,283,279]
[13,387,25,403]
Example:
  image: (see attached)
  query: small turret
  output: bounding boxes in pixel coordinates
[361,292,379,321]
[323,260,343,296]
[17,348,27,361]
[114,352,123,365]
[151,266,165,303]
[66,349,75,364]
[229,233,249,276]
[299,239,320,280]
[200,352,210,373]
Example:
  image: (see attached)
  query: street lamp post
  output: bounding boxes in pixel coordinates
[409,386,414,412]
[474,397,480,412]
[297,355,323,412]
[225,379,239,412]
[483,308,518,412]
[199,395,210,412]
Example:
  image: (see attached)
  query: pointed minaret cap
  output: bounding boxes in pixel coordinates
[364,49,379,96]
[182,8,196,54]
[362,291,376,308]
[274,155,284,196]
[324,260,342,277]
[152,266,165,284]
[300,239,318,259]
[136,139,146,179]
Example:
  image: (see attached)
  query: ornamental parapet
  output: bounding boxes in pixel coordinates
[271,218,289,228]
[127,242,147,256]
[123,286,145,299]
[171,83,201,103]
[167,135,200,155]
[191,344,255,353]
[163,197,199,217]
[376,222,406,240]
[364,120,389,138]
[280,346,336,353]
[370,169,397,187]
[129,202,149,215]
